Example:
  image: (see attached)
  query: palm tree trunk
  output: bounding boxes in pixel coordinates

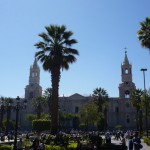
[51,67,60,134]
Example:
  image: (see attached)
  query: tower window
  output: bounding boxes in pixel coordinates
[125,90,130,98]
[125,68,128,74]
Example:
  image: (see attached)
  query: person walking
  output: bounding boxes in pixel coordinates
[128,135,133,150]
[132,132,143,150]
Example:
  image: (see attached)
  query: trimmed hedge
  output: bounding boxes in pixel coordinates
[32,119,51,132]
[0,144,13,150]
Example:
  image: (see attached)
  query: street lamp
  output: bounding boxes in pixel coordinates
[140,68,148,137]
[13,96,27,150]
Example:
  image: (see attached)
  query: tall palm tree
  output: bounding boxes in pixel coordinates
[35,25,79,134]
[92,88,109,112]
[92,87,109,130]
[130,89,143,132]
[137,17,150,51]
[5,98,13,135]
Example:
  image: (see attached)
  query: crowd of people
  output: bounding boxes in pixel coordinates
[105,130,143,150]
[0,129,144,150]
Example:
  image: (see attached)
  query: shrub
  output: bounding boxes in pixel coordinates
[143,137,150,146]
[0,144,12,150]
[32,119,51,132]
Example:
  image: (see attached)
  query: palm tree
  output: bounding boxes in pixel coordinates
[130,89,143,133]
[137,17,150,51]
[5,98,13,135]
[92,87,109,130]
[0,97,5,130]
[34,25,79,134]
[43,87,52,118]
[92,88,109,112]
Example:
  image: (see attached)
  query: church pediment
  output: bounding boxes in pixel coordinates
[68,93,85,99]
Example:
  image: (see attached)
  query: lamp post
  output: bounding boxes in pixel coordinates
[140,68,148,137]
[13,96,27,150]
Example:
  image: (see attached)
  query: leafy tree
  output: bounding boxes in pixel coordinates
[32,96,47,119]
[59,112,74,129]
[137,17,150,51]
[130,89,143,132]
[0,97,13,134]
[145,88,150,117]
[26,114,37,122]
[3,119,15,131]
[43,87,52,118]
[79,101,102,130]
[34,25,79,134]
[92,87,109,130]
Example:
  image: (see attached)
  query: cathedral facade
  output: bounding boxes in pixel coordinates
[22,52,143,130]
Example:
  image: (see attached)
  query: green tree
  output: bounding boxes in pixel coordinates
[0,97,13,134]
[56,111,74,130]
[79,101,102,130]
[35,25,79,134]
[130,89,143,133]
[145,88,150,117]
[0,97,5,130]
[137,17,150,51]
[92,87,109,130]
[32,96,47,119]
[26,114,37,122]
[43,87,52,118]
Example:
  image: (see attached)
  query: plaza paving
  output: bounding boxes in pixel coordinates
[106,135,150,150]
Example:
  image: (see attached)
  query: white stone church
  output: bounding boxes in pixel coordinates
[15,52,149,130]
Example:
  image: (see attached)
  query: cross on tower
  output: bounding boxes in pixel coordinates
[124,47,127,54]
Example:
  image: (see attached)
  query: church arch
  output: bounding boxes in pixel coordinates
[125,68,128,74]
[125,90,130,98]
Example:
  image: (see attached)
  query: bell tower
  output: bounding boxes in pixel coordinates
[25,58,42,100]
[119,51,136,99]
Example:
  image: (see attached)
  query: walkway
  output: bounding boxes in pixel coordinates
[108,136,150,150]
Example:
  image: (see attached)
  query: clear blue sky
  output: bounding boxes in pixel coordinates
[0,0,150,98]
